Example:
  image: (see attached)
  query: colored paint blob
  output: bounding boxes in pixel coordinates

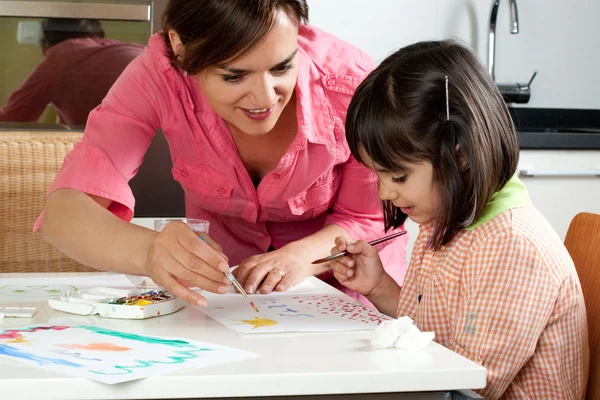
[241,317,278,329]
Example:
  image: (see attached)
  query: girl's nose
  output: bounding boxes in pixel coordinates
[378,180,398,201]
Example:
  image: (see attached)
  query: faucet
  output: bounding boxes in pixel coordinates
[487,0,537,103]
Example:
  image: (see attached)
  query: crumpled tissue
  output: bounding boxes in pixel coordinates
[371,316,435,350]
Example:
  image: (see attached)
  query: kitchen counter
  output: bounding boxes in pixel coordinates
[511,107,600,149]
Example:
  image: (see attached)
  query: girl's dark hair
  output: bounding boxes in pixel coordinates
[41,18,104,48]
[346,40,519,250]
[161,0,309,75]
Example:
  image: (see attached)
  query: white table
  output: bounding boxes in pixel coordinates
[0,273,486,400]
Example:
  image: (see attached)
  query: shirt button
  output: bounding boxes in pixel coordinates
[180,171,188,178]
[272,173,281,180]
[327,78,336,87]
[218,188,226,196]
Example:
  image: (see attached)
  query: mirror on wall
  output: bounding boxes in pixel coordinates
[0,0,153,130]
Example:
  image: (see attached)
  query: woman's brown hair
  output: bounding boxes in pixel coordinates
[346,40,519,250]
[161,0,309,75]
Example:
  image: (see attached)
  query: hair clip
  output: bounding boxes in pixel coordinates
[445,75,450,121]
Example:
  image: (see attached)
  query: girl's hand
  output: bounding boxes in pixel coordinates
[329,236,388,297]
[146,220,230,306]
[234,248,311,294]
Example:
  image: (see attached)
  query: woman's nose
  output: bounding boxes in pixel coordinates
[250,75,277,107]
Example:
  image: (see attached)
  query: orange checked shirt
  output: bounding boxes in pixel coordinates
[396,178,589,399]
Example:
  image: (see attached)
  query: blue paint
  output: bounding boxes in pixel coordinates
[0,344,83,368]
[267,304,287,309]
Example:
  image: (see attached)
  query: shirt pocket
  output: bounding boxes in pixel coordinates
[172,157,233,214]
[287,169,340,220]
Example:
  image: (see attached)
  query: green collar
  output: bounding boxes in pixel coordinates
[466,175,532,231]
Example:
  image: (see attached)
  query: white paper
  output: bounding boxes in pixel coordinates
[201,280,391,334]
[0,274,135,303]
[0,324,258,384]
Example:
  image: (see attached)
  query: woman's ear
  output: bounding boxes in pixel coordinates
[455,144,469,172]
[168,29,184,59]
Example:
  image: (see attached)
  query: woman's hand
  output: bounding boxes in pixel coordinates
[329,236,388,297]
[234,247,311,294]
[146,220,231,306]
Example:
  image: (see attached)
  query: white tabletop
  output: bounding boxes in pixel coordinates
[0,273,486,400]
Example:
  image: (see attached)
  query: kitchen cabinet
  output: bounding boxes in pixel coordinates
[518,150,600,240]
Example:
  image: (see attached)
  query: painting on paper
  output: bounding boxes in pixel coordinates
[0,325,258,384]
[201,291,392,334]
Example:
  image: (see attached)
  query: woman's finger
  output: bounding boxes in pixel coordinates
[152,265,209,306]
[243,262,275,294]
[259,268,285,294]
[157,252,227,294]
[197,233,225,257]
[234,255,261,285]
[275,270,300,292]
[170,241,228,284]
[177,229,229,273]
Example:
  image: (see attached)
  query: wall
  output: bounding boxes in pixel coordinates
[308,0,600,110]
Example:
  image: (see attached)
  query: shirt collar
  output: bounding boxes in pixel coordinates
[466,175,532,231]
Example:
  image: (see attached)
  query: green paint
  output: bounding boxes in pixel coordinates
[13,290,25,293]
[46,290,62,293]
[89,348,214,375]
[80,326,194,348]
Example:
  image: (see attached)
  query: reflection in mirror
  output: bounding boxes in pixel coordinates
[0,16,150,129]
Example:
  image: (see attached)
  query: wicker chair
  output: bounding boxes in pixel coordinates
[0,131,96,273]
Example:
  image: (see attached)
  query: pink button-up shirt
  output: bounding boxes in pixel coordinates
[36,26,408,298]
[0,38,143,126]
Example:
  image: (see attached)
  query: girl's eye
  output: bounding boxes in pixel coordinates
[221,74,244,83]
[392,175,407,183]
[271,64,294,75]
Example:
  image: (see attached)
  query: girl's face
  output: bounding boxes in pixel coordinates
[190,10,299,137]
[360,149,441,225]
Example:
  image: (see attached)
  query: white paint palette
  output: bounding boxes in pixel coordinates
[48,287,185,320]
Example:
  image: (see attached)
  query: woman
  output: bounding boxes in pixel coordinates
[37,0,408,306]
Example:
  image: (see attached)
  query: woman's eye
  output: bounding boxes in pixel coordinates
[222,74,244,83]
[272,64,293,75]
[391,175,407,183]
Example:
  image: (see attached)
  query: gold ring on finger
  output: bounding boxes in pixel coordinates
[271,269,285,278]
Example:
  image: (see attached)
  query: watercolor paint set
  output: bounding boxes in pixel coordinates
[48,287,185,319]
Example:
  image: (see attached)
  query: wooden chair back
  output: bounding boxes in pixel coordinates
[565,212,600,399]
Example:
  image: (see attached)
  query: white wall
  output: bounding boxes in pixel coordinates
[308,0,600,109]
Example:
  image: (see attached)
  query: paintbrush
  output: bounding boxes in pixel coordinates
[225,270,259,313]
[311,230,408,264]
[196,236,258,312]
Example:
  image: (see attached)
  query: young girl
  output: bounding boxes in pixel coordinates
[329,40,588,399]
